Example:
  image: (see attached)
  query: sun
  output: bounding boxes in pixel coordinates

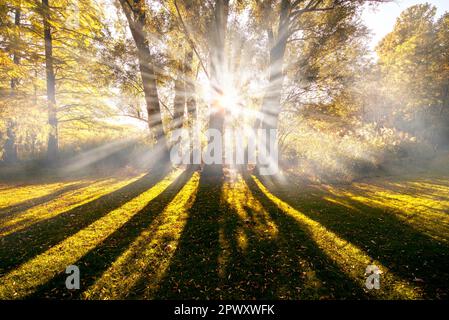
[218,87,240,111]
[215,79,244,117]
[202,71,249,118]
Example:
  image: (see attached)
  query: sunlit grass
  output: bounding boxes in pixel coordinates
[252,175,422,299]
[223,175,278,249]
[0,170,182,299]
[0,176,145,237]
[218,174,279,282]
[0,170,447,299]
[323,177,449,243]
[83,172,199,299]
[219,175,330,299]
[0,181,82,209]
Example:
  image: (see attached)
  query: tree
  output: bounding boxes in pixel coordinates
[252,0,388,170]
[376,4,449,146]
[118,0,170,162]
[203,0,230,175]
[2,0,21,163]
[1,0,118,162]
[41,0,58,160]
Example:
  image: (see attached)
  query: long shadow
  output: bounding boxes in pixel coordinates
[154,173,223,299]
[0,168,170,275]
[26,170,194,299]
[255,174,449,299]
[155,173,366,299]
[213,199,301,299]
[237,175,368,299]
[0,182,89,219]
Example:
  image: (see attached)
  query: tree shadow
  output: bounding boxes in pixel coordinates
[254,174,449,299]
[0,182,89,219]
[154,173,224,299]
[26,170,194,299]
[154,173,367,299]
[234,175,368,299]
[0,168,171,275]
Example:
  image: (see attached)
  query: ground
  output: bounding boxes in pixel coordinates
[0,168,448,299]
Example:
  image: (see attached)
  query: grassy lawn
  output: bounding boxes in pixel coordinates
[0,169,448,299]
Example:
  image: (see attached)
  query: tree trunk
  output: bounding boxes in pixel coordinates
[3,120,18,164]
[260,0,290,131]
[255,0,290,174]
[42,0,58,161]
[3,5,21,164]
[118,0,169,163]
[172,48,186,131]
[184,49,199,168]
[203,0,229,176]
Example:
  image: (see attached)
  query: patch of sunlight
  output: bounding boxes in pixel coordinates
[371,179,449,202]
[83,172,200,300]
[405,180,449,200]
[431,177,449,186]
[326,180,449,243]
[0,177,140,237]
[223,174,278,244]
[0,181,83,209]
[217,174,278,281]
[0,170,182,299]
[218,225,231,279]
[235,226,248,250]
[252,175,422,299]
[322,196,360,212]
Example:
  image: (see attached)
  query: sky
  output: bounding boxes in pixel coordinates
[362,0,449,52]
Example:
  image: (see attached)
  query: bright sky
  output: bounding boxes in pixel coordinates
[362,0,449,52]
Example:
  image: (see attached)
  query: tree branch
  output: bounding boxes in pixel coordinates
[173,0,210,80]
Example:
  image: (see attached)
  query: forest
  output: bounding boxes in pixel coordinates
[0,0,448,300]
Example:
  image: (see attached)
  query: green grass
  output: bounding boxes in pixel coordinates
[0,169,448,299]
